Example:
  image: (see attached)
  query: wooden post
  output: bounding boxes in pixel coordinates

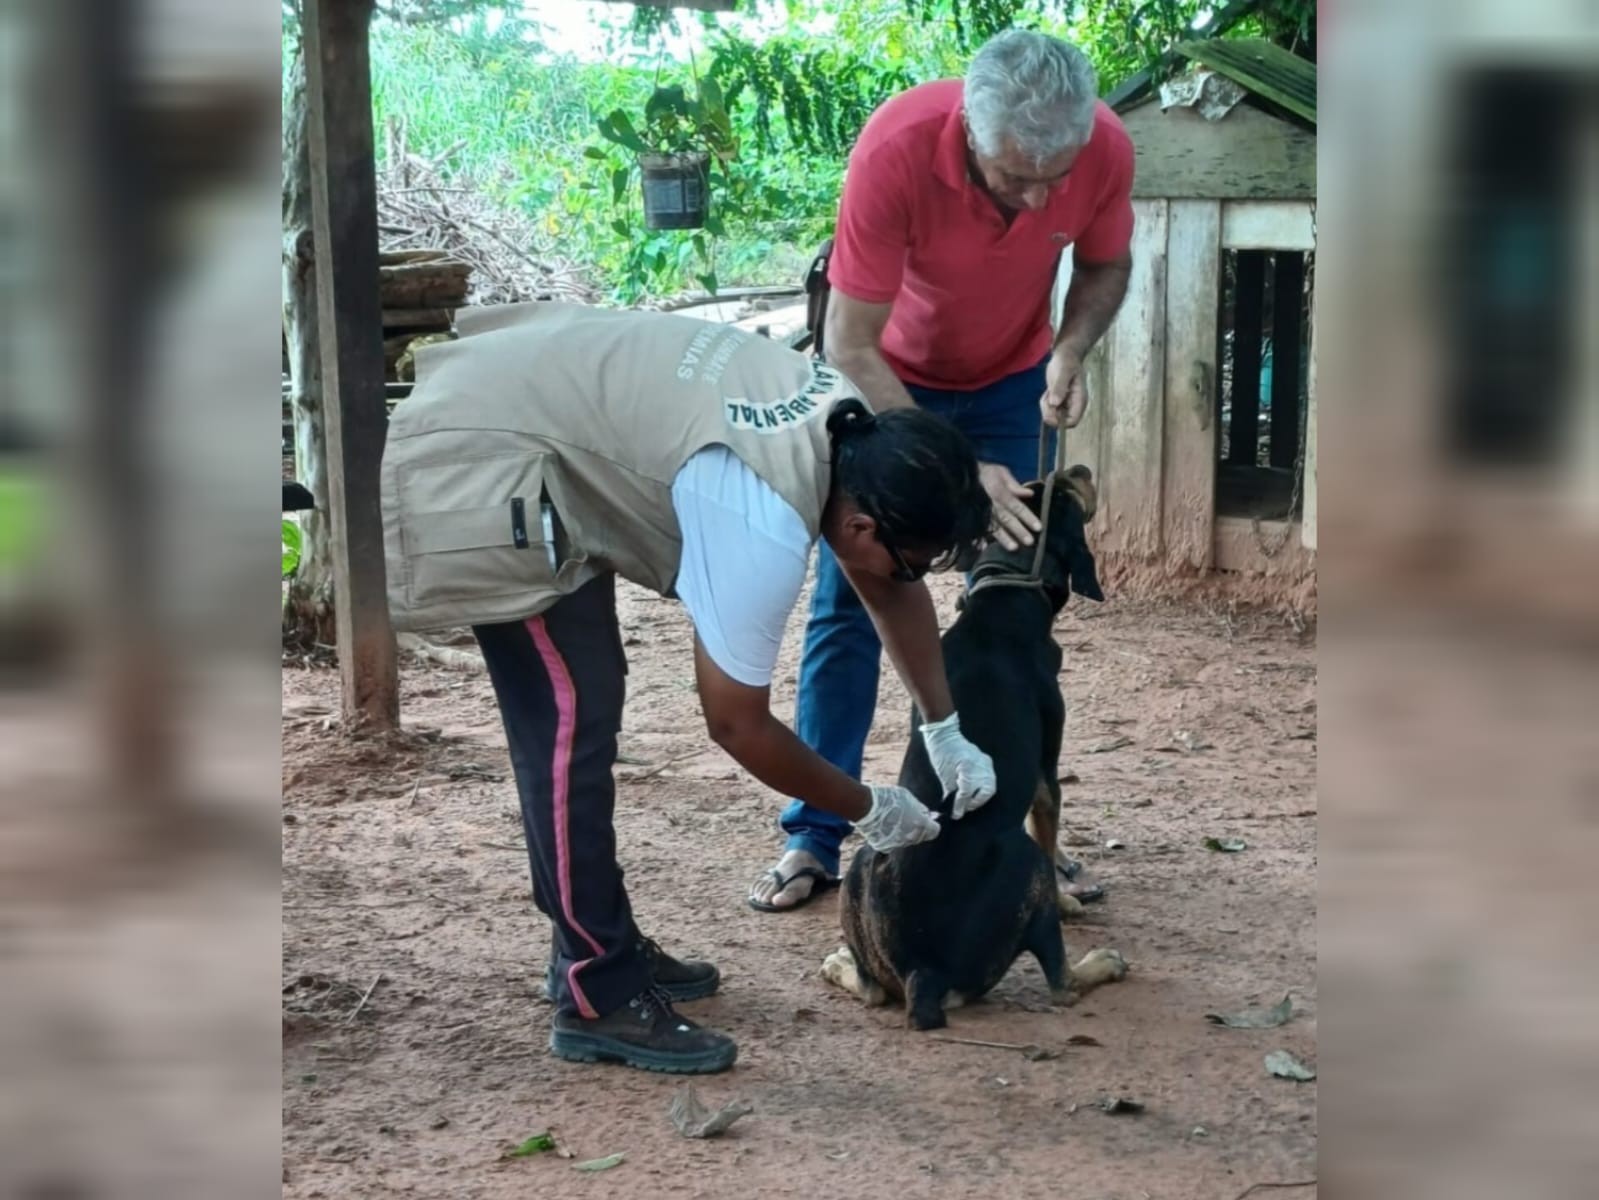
[1100,199,1169,559]
[1162,200,1222,571]
[303,0,399,727]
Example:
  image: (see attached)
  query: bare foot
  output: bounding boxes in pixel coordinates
[748,848,836,911]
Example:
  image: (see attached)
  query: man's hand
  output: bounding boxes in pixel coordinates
[978,462,1041,551]
[856,785,942,852]
[918,712,997,818]
[1040,345,1089,429]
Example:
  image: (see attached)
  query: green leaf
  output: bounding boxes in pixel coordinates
[702,213,727,238]
[696,272,718,295]
[610,218,629,238]
[1203,837,1247,853]
[691,233,707,260]
[582,145,609,161]
[699,75,724,115]
[598,109,648,154]
[611,165,629,207]
[1205,993,1293,1029]
[505,1131,556,1158]
[573,1152,625,1172]
[281,518,303,579]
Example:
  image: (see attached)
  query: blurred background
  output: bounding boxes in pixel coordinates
[1318,1,1598,1195]
[0,0,1593,1195]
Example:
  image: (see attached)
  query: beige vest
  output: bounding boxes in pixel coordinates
[381,302,859,631]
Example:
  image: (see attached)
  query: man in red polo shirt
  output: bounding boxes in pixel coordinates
[750,29,1133,913]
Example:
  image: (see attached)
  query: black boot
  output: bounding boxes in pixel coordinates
[545,935,719,1005]
[549,986,737,1074]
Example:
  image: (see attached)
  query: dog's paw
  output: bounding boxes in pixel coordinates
[1072,947,1129,987]
[820,945,856,988]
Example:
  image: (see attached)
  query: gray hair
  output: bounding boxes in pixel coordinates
[963,30,1099,163]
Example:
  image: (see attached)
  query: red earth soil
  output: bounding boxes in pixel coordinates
[282,575,1317,1199]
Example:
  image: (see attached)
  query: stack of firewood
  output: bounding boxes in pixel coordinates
[380,250,470,382]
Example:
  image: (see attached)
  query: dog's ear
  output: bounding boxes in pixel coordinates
[1055,464,1098,520]
[1048,468,1105,603]
[1069,536,1105,603]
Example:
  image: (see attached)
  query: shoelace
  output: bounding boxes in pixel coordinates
[627,983,678,1024]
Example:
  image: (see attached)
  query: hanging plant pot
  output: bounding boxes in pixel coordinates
[639,151,710,231]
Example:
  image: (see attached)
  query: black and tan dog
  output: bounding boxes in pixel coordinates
[821,466,1127,1029]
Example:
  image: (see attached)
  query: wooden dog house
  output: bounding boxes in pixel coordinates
[1056,41,1317,605]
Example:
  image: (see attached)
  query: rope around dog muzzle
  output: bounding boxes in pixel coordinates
[965,419,1067,600]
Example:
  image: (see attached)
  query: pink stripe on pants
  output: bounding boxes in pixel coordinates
[526,616,606,1019]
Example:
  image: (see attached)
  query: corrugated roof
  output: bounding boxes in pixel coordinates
[1173,38,1316,126]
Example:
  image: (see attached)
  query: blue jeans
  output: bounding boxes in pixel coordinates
[780,360,1056,875]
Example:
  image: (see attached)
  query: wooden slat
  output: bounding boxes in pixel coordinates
[1227,250,1266,466]
[305,0,399,727]
[1270,251,1305,470]
[1215,516,1314,577]
[1052,252,1108,488]
[1161,201,1221,571]
[1075,337,1110,495]
[381,307,455,331]
[1221,200,1316,250]
[1099,200,1169,558]
[1122,102,1316,200]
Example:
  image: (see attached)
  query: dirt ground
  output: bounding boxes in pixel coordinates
[282,574,1317,1199]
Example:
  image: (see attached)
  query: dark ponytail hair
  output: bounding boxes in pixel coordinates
[827,397,990,571]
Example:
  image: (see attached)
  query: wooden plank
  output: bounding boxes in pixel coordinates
[1122,102,1316,200]
[1051,251,1108,488]
[1269,251,1305,470]
[304,0,399,728]
[381,306,456,330]
[1161,201,1221,571]
[1302,271,1318,551]
[1221,200,1316,250]
[1098,200,1169,558]
[1075,338,1110,495]
[1227,250,1266,466]
[1215,516,1314,577]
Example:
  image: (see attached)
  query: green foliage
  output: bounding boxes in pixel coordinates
[282,518,303,579]
[598,79,738,160]
[300,0,1312,303]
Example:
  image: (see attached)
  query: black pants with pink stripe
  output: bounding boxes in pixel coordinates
[473,573,651,1019]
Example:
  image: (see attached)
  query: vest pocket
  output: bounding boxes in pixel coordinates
[398,453,569,608]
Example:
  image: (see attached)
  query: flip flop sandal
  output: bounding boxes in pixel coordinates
[1057,856,1106,903]
[747,866,840,914]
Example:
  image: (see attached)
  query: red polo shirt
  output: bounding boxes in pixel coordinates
[828,79,1135,391]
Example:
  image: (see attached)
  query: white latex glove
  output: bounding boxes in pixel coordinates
[919,712,998,818]
[856,785,942,852]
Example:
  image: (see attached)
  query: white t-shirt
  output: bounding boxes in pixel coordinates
[670,445,814,687]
